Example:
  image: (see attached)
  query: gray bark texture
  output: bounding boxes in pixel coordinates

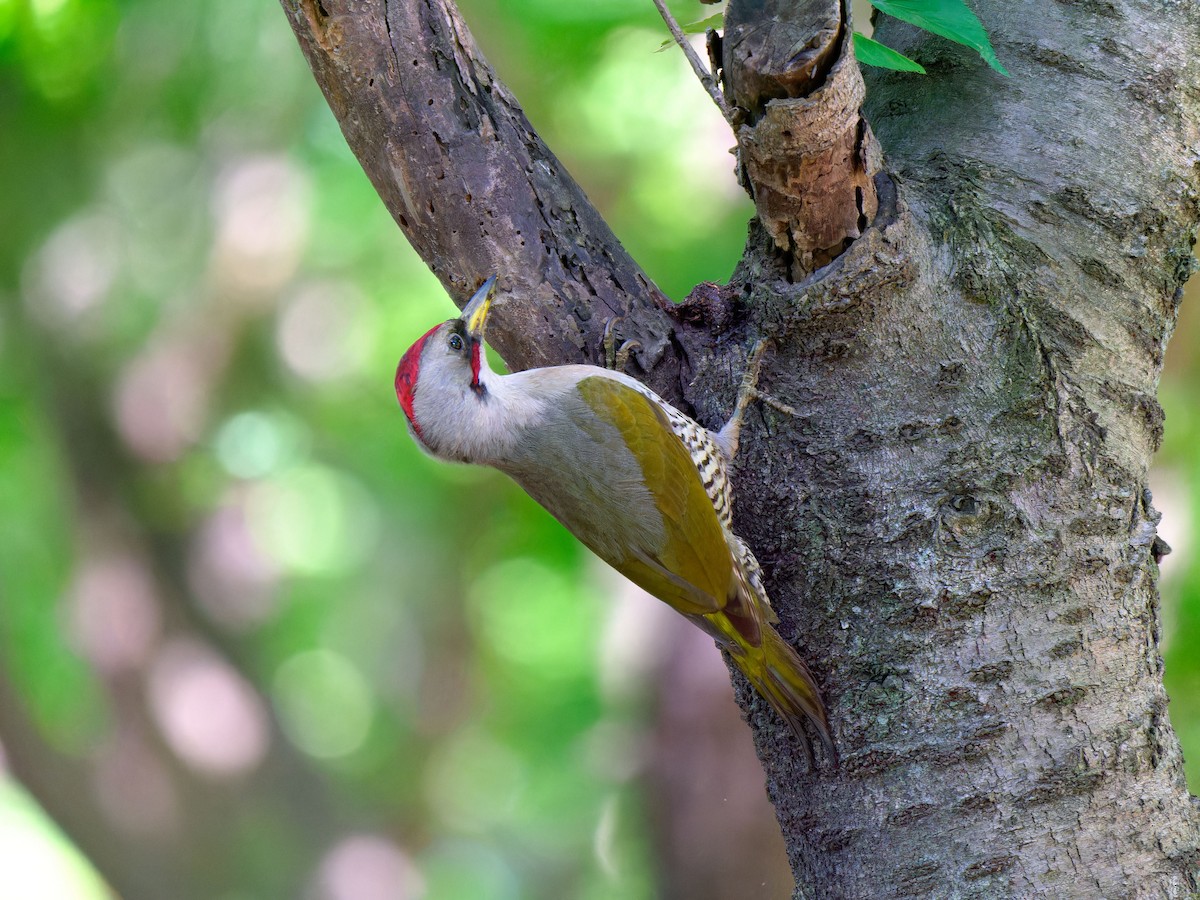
[281,0,1200,895]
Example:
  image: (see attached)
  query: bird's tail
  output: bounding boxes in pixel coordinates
[706,558,836,766]
[748,623,837,766]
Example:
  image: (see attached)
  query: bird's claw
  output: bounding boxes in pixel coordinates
[750,389,797,418]
[718,339,795,461]
[733,339,794,419]
[602,318,642,372]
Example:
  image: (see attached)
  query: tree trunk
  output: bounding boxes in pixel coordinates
[280,0,1200,894]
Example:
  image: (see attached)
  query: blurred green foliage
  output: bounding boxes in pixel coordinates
[0,0,1197,897]
[0,0,754,896]
[1159,378,1200,788]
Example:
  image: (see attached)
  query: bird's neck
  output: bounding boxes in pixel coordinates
[414,361,551,466]
[470,366,553,461]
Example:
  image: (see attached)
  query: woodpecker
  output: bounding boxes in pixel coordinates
[395,276,834,763]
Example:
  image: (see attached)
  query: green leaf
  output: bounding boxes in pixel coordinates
[656,12,724,52]
[679,12,724,34]
[870,0,1008,75]
[852,32,927,74]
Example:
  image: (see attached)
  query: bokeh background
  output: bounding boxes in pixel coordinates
[0,1,1196,898]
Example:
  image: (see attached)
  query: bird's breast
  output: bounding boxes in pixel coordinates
[496,403,667,564]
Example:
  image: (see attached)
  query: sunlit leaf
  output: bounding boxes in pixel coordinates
[852,31,926,74]
[870,0,1008,75]
[0,782,110,900]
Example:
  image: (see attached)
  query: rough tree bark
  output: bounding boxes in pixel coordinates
[281,0,1200,895]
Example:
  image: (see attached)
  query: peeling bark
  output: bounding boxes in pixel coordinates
[282,0,1200,895]
[721,0,881,274]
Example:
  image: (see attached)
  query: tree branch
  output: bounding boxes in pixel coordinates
[279,0,689,396]
[650,0,734,125]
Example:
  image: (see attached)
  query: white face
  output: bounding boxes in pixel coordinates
[395,319,489,462]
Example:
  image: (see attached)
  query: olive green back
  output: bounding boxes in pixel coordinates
[577,376,734,616]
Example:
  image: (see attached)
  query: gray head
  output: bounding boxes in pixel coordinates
[394,277,500,462]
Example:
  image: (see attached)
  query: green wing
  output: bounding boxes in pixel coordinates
[576,376,735,616]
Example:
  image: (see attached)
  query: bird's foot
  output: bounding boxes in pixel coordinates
[718,339,794,460]
[602,317,642,372]
[751,390,797,417]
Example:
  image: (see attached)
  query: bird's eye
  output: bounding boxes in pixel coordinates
[448,334,464,351]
